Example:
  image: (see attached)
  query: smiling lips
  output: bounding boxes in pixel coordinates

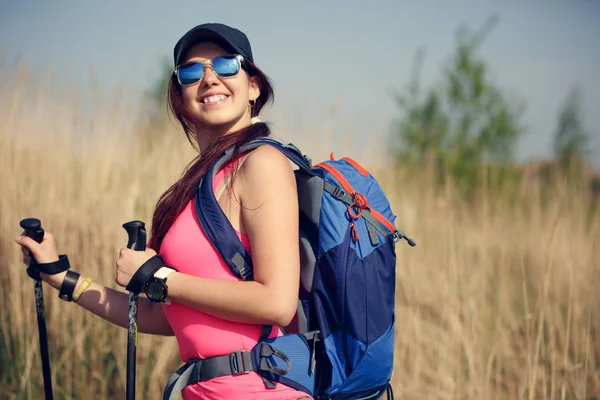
[201,94,228,104]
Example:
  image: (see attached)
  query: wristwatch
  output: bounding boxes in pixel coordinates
[144,266,176,304]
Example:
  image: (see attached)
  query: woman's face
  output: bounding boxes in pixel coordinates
[179,41,259,135]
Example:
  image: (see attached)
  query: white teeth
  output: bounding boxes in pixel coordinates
[202,95,227,104]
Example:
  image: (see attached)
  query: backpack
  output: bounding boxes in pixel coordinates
[172,137,415,400]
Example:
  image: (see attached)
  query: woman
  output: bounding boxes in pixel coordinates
[15,22,311,400]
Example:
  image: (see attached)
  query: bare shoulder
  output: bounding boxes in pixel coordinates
[236,143,297,206]
[243,143,292,170]
[239,144,295,182]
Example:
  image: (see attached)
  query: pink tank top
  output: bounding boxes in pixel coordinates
[158,160,311,400]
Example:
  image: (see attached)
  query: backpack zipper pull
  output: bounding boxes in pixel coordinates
[350,221,359,242]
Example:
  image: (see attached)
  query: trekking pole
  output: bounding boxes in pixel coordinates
[20,218,53,400]
[122,220,147,400]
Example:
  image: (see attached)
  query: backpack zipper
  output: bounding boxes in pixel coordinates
[336,224,353,375]
[340,157,369,177]
[315,163,395,233]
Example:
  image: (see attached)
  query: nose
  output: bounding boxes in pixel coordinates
[201,66,220,87]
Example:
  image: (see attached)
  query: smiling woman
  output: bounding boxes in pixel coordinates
[176,46,260,142]
[15,23,312,400]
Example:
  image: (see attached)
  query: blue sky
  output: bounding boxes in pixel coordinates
[2,0,599,166]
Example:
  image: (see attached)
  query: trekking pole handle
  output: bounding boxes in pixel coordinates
[122,221,147,252]
[20,218,45,279]
[20,217,45,245]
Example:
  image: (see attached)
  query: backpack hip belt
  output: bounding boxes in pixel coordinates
[163,331,320,400]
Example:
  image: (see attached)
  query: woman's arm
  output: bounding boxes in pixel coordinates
[55,275,174,336]
[14,235,174,336]
[165,145,300,327]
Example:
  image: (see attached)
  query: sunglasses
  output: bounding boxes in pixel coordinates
[174,55,244,86]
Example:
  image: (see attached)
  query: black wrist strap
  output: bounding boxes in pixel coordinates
[126,255,165,294]
[59,270,81,302]
[27,267,42,281]
[28,254,70,277]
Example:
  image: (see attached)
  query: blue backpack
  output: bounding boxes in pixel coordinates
[163,137,415,400]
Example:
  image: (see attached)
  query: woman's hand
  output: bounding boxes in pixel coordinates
[14,232,66,289]
[115,247,157,289]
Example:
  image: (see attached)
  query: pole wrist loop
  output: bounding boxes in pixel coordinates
[126,255,165,294]
[29,254,71,277]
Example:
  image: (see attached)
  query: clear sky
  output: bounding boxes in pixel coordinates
[2,0,599,166]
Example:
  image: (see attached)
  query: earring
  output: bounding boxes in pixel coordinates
[249,99,260,124]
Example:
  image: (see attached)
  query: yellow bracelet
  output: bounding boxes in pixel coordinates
[72,277,92,302]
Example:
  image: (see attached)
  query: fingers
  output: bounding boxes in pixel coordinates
[115,250,130,288]
[14,235,40,252]
[22,251,31,266]
[15,236,35,266]
[115,262,121,286]
[14,232,58,265]
[15,236,40,261]
[115,247,154,288]
[115,248,126,285]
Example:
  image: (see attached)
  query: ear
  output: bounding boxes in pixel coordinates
[248,76,260,103]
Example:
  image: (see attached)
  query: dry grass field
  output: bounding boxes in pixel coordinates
[1,61,598,399]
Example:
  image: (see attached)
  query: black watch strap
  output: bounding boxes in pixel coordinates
[126,255,165,294]
[59,270,81,302]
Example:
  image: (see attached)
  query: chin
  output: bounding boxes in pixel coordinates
[200,117,236,129]
[199,113,245,131]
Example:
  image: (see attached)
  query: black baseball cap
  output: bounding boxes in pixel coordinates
[173,23,254,66]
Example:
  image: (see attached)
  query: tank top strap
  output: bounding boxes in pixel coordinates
[213,154,250,201]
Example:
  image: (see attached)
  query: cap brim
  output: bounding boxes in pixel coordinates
[174,28,246,66]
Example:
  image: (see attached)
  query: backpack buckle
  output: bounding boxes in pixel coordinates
[259,343,291,376]
[229,350,251,375]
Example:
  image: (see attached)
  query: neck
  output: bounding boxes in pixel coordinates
[195,116,252,153]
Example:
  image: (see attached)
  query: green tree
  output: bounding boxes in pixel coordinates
[389,15,525,193]
[553,86,591,174]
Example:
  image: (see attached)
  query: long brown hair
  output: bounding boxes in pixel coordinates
[149,57,274,251]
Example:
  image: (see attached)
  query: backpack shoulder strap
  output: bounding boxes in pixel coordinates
[195,137,314,281]
[242,137,315,176]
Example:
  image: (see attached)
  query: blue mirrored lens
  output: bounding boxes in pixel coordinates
[178,63,204,85]
[212,56,241,77]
